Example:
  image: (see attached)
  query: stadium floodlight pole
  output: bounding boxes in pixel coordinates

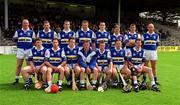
[118,0,121,25]
[4,0,8,30]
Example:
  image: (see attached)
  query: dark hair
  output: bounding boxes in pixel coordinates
[69,37,76,42]
[35,38,42,42]
[135,38,142,42]
[115,39,122,43]
[52,38,59,43]
[130,23,136,27]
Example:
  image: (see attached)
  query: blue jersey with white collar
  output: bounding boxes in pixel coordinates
[142,32,159,50]
[95,31,111,49]
[127,47,145,66]
[96,49,111,67]
[37,30,57,49]
[13,29,35,49]
[28,47,47,66]
[124,33,141,49]
[64,46,79,64]
[76,29,95,48]
[110,34,124,48]
[78,48,96,69]
[45,48,66,67]
[59,30,75,49]
[111,48,126,65]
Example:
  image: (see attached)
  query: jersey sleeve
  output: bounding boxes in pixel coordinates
[13,31,18,42]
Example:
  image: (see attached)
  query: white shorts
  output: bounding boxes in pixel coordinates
[144,50,158,61]
[16,48,31,59]
[114,65,124,71]
[98,66,109,72]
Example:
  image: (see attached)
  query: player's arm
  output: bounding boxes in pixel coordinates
[12,31,18,42]
[92,31,96,51]
[28,50,36,72]
[107,51,113,71]
[75,31,79,46]
[59,50,67,67]
[78,51,87,68]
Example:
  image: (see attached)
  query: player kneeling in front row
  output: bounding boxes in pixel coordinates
[21,38,48,90]
[127,39,160,92]
[78,41,98,90]
[64,37,80,90]
[96,41,113,87]
[111,40,131,88]
[44,38,66,92]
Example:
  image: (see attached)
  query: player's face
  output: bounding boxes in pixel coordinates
[36,40,42,48]
[53,40,59,48]
[22,20,29,29]
[64,22,70,29]
[147,24,155,32]
[114,27,120,34]
[82,22,89,30]
[130,25,136,32]
[99,43,105,50]
[115,41,122,49]
[43,23,50,30]
[69,39,75,48]
[99,23,106,30]
[83,42,90,51]
[135,40,142,47]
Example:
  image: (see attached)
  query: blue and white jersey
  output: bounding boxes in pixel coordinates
[59,29,75,49]
[78,48,96,69]
[64,45,79,65]
[75,28,95,48]
[28,47,47,66]
[45,47,66,67]
[95,30,111,49]
[127,47,145,66]
[124,32,141,49]
[37,29,58,49]
[142,32,159,50]
[96,49,111,67]
[111,47,127,65]
[13,28,35,50]
[110,33,124,48]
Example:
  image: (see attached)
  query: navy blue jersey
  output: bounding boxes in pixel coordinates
[96,49,111,67]
[13,29,35,49]
[76,29,95,48]
[78,48,96,69]
[127,47,145,66]
[45,47,66,67]
[110,34,124,48]
[95,30,111,49]
[64,45,79,64]
[28,47,47,66]
[37,30,57,49]
[142,32,159,50]
[111,48,126,65]
[124,32,141,49]
[59,29,75,49]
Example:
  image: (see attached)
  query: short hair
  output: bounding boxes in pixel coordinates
[82,20,89,24]
[99,21,105,25]
[114,23,120,28]
[135,38,142,42]
[64,20,70,24]
[115,39,122,43]
[69,37,76,42]
[43,20,49,24]
[52,38,59,43]
[130,24,136,27]
[35,38,42,42]
[83,40,90,44]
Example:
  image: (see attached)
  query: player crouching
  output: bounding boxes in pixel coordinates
[111,40,131,89]
[21,38,48,90]
[96,41,113,88]
[44,38,66,92]
[127,39,160,92]
[78,41,98,90]
[64,37,80,90]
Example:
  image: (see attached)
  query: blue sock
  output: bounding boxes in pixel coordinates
[67,76,72,81]
[154,76,157,82]
[143,75,146,82]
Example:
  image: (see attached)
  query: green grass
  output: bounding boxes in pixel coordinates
[0,52,180,105]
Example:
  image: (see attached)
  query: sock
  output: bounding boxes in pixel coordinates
[134,80,138,85]
[143,75,146,82]
[92,80,97,85]
[58,80,62,86]
[154,76,157,82]
[67,76,72,82]
[48,81,52,87]
[151,80,156,86]
[15,76,19,80]
[80,80,85,84]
